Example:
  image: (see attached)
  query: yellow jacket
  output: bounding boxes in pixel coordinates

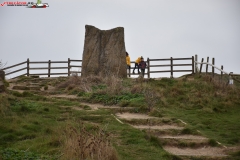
[135,57,141,64]
[126,56,131,66]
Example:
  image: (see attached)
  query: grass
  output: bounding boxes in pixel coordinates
[1,74,240,159]
[0,88,176,159]
[151,75,240,146]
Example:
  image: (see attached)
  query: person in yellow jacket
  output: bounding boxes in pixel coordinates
[133,56,142,74]
[126,52,131,70]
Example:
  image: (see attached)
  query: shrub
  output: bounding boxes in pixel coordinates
[208,139,218,146]
[61,123,118,160]
[44,85,48,90]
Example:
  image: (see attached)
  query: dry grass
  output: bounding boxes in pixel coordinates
[103,75,124,95]
[143,86,160,112]
[56,75,104,93]
[56,74,128,96]
[60,123,118,160]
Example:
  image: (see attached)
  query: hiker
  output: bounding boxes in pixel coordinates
[139,57,147,77]
[126,52,131,70]
[133,56,142,74]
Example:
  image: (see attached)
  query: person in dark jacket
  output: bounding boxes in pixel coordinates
[138,57,147,77]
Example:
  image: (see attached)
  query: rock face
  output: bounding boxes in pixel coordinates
[82,25,127,78]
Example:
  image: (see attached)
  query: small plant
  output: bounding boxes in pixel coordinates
[0,148,53,160]
[181,128,192,134]
[178,141,188,148]
[208,139,218,146]
[44,85,48,90]
[22,91,34,97]
[83,105,91,110]
[43,107,49,112]
[119,100,130,107]
[143,86,159,112]
[11,91,22,97]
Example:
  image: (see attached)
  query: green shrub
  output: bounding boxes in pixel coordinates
[22,91,34,97]
[11,91,22,97]
[44,85,48,90]
[119,100,130,107]
[0,148,53,160]
[181,128,193,134]
[208,139,218,146]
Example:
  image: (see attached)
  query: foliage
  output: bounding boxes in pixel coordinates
[0,148,54,160]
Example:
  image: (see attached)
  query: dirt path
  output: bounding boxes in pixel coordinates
[163,146,227,157]
[114,112,230,159]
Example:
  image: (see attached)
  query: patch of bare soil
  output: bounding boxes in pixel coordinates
[49,94,79,99]
[131,125,184,130]
[60,106,83,111]
[80,102,134,110]
[80,102,120,110]
[8,83,24,93]
[115,112,158,120]
[158,135,208,140]
[163,146,228,157]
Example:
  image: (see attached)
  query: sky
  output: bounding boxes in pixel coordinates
[1,0,240,78]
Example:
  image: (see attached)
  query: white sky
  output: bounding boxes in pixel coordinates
[1,0,240,78]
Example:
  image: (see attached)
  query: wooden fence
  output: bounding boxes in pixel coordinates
[3,58,82,79]
[3,56,194,79]
[194,55,240,83]
[128,56,194,78]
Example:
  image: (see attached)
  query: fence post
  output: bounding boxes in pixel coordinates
[27,58,29,77]
[212,57,215,77]
[229,72,233,85]
[199,58,204,73]
[68,58,70,76]
[206,57,209,75]
[170,57,173,78]
[147,58,150,78]
[195,54,198,73]
[192,56,194,74]
[48,60,51,77]
[221,65,223,82]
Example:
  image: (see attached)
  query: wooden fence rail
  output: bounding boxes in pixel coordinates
[194,54,239,83]
[2,58,82,79]
[3,56,194,79]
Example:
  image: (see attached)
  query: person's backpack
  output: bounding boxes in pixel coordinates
[140,62,146,69]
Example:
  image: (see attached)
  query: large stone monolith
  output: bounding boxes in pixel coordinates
[82,25,127,78]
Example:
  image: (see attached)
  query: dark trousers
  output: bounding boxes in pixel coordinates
[133,63,140,73]
[141,69,145,77]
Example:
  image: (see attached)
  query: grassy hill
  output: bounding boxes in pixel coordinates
[0,74,239,160]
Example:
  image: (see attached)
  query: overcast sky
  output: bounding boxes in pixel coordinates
[1,0,240,78]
